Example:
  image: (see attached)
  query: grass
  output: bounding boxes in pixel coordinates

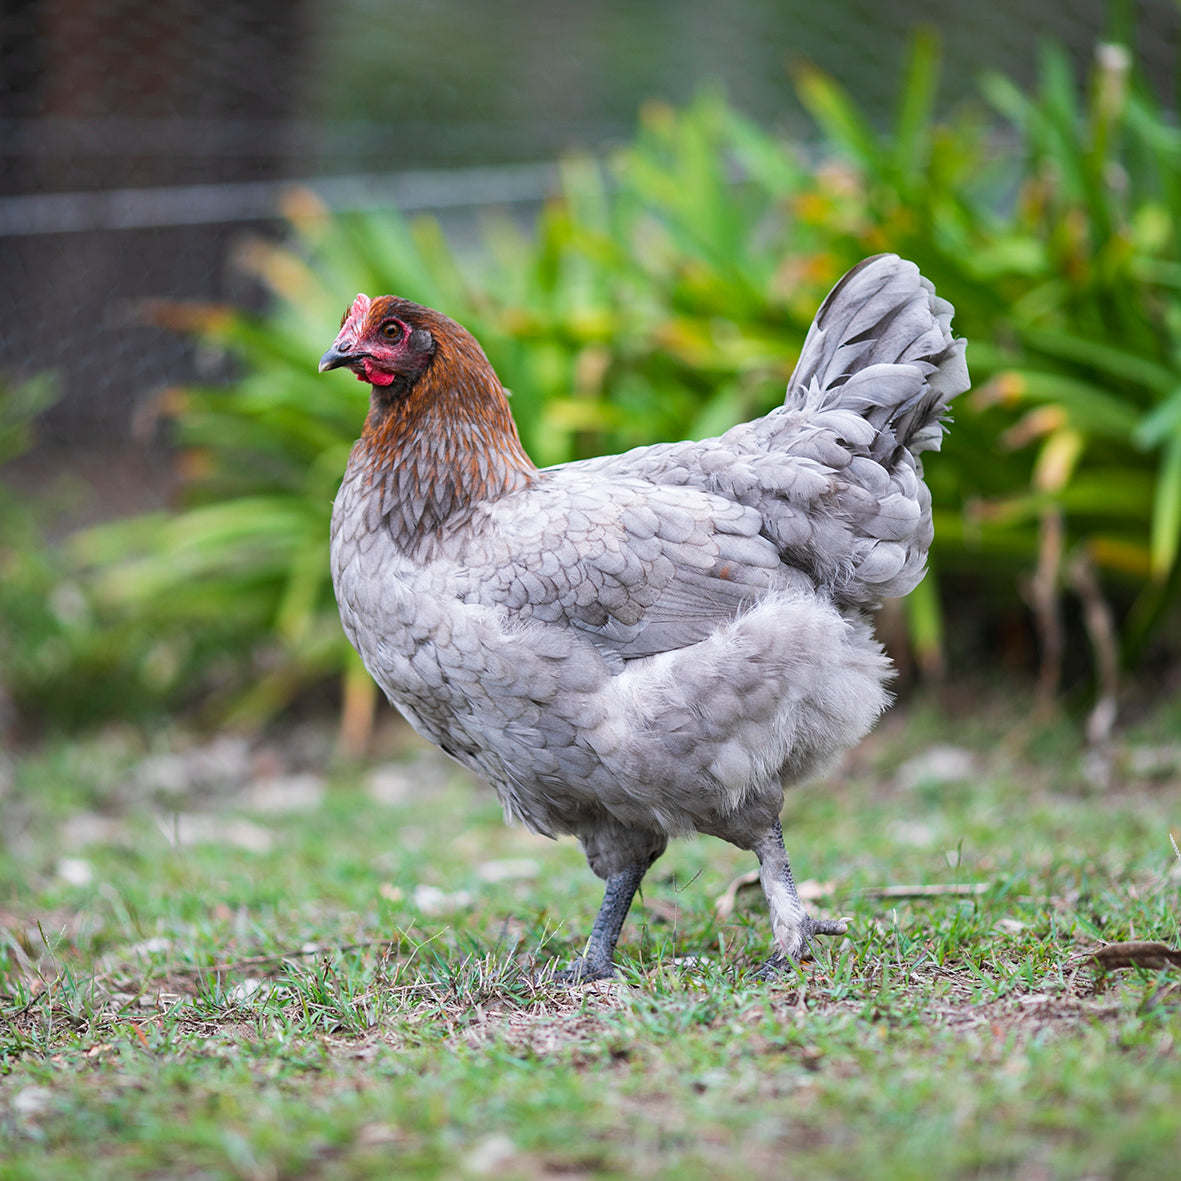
[2,686,1180,1179]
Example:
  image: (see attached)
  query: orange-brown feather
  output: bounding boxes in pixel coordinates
[353,303,537,549]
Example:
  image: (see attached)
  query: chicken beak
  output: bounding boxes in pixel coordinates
[318,343,355,373]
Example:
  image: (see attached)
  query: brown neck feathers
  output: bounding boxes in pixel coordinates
[356,322,537,549]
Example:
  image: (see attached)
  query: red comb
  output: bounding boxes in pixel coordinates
[347,293,371,325]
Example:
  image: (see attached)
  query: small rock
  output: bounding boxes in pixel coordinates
[13,1085,54,1120]
[894,745,976,792]
[1081,748,1113,791]
[356,1123,402,1147]
[476,858,539,883]
[887,819,937,847]
[133,735,253,801]
[130,936,173,956]
[56,857,94,887]
[228,978,265,1004]
[463,1133,517,1176]
[60,813,130,849]
[366,766,417,806]
[367,752,453,805]
[247,773,326,813]
[156,813,273,853]
[412,883,473,915]
[1126,744,1181,780]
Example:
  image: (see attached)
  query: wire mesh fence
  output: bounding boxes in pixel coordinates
[1,0,1176,459]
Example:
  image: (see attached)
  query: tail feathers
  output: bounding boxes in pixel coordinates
[786,255,969,460]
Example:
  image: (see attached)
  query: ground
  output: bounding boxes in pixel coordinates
[2,685,1180,1179]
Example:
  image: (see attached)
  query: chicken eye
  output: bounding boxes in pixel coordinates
[380,321,404,342]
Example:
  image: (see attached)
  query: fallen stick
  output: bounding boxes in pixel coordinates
[713,875,994,920]
[854,883,991,899]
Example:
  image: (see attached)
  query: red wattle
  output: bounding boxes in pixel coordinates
[362,359,397,386]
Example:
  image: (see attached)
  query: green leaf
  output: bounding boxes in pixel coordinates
[723,107,805,196]
[892,28,941,183]
[1134,386,1181,449]
[978,71,1034,130]
[1150,430,1181,579]
[999,369,1142,439]
[1020,328,1178,396]
[793,62,882,171]
[903,568,944,675]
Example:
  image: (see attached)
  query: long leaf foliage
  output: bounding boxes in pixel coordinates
[57,32,1181,724]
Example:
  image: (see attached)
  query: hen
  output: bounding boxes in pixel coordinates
[320,254,968,980]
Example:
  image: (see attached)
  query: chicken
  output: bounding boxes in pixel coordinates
[319,254,968,981]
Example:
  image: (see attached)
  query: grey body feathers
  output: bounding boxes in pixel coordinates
[331,254,968,886]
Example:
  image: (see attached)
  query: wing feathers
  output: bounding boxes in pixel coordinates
[451,253,968,649]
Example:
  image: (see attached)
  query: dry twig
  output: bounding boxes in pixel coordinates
[713,874,993,920]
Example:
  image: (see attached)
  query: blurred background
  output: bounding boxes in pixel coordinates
[1,0,1180,741]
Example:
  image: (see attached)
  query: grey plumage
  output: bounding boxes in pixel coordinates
[324,254,969,979]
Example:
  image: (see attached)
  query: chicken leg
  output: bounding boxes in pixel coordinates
[555,861,649,982]
[752,819,846,978]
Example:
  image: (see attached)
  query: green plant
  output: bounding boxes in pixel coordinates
[0,376,143,731]
[0,376,60,722]
[68,106,831,733]
[793,34,1181,694]
[67,29,1181,732]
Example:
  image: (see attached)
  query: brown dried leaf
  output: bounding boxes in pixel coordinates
[713,872,833,920]
[714,869,761,919]
[1089,941,1181,971]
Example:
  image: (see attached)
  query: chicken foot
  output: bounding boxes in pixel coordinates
[751,819,846,978]
[554,861,649,983]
